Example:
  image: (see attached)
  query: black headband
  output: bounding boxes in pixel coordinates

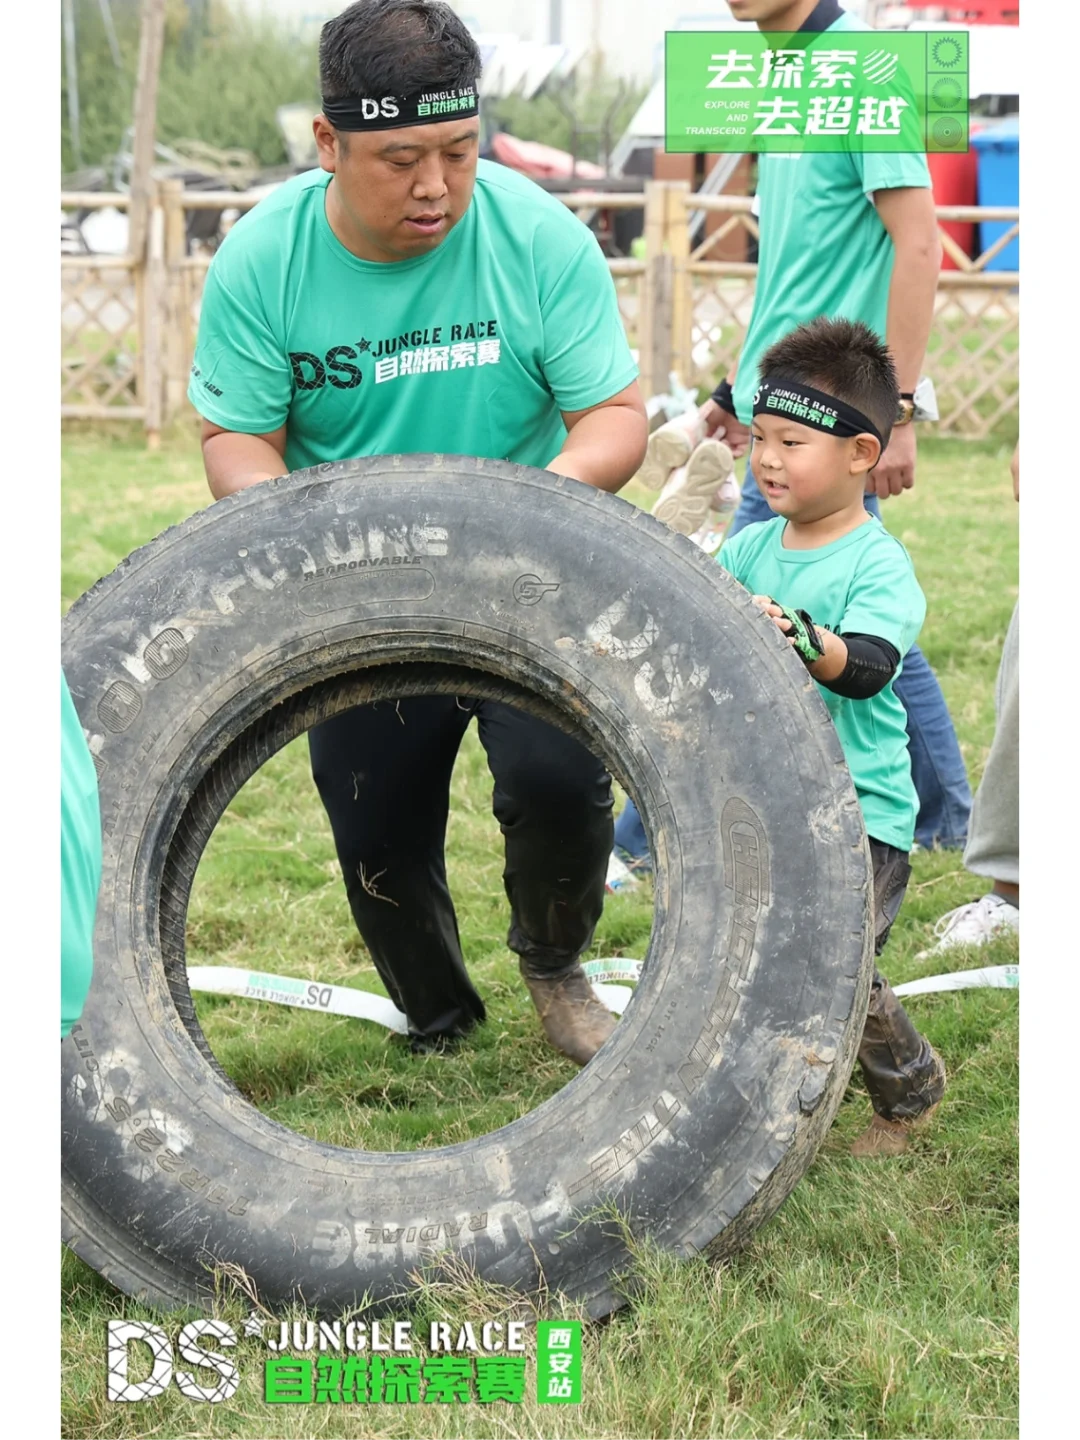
[321,86,479,131]
[752,377,886,448]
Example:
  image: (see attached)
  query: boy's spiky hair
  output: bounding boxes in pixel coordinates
[758,317,900,441]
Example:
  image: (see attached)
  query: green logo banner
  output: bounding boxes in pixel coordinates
[536,1321,583,1404]
[665,30,969,153]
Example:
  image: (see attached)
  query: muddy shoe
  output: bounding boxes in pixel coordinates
[851,1091,943,1158]
[519,962,616,1066]
[857,975,947,1122]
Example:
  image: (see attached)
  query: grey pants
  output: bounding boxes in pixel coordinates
[965,602,1019,885]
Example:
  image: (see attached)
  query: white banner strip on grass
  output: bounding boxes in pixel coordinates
[186,966,638,1026]
[893,964,1018,997]
[582,957,643,986]
[186,967,411,1032]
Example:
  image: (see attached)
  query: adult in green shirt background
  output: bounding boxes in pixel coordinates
[705,0,972,853]
[188,0,647,1065]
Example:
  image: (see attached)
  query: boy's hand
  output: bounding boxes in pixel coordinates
[751,594,787,626]
[751,595,846,680]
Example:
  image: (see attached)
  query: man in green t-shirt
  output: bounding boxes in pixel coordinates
[187,0,647,1065]
[718,317,946,1156]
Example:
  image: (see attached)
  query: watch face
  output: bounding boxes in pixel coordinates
[895,400,915,424]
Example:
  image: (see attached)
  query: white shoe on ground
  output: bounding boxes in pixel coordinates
[651,439,735,537]
[636,410,707,490]
[916,892,1019,958]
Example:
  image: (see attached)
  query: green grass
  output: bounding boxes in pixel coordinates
[61,424,1019,1438]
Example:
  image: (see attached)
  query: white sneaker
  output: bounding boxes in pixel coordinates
[916,893,1019,958]
[651,439,735,537]
[636,410,707,491]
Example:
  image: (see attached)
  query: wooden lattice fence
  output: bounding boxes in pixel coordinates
[61,181,1018,442]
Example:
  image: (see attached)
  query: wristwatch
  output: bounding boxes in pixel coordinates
[895,392,916,426]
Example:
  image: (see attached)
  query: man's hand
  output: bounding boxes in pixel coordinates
[867,422,916,499]
[701,398,752,458]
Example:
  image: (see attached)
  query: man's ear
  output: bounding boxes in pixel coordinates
[313,116,341,173]
[851,432,883,474]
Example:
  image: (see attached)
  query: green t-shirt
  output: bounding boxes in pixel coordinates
[62,673,101,1040]
[718,517,926,850]
[733,10,932,423]
[188,160,638,472]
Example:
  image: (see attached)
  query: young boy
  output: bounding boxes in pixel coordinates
[717,317,946,1157]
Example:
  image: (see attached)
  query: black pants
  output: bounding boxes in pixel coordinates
[309,697,613,1041]
[861,839,944,1121]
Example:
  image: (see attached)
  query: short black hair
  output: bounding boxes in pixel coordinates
[757,317,899,442]
[319,0,481,102]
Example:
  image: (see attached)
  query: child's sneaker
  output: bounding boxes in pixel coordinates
[651,439,735,537]
[916,893,1019,958]
[636,410,707,490]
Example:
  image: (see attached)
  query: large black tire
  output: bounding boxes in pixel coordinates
[62,456,874,1318]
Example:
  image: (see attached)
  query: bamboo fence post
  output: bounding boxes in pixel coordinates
[665,182,693,387]
[639,182,671,400]
[128,0,167,265]
[129,0,167,445]
[142,192,166,448]
[161,179,189,421]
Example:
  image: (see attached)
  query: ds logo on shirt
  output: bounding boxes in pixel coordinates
[289,347,363,392]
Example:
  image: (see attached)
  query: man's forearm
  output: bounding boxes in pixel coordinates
[203,431,287,501]
[885,240,941,390]
[546,405,648,493]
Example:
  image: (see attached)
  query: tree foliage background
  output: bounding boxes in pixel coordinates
[61,0,320,176]
[61,1,645,179]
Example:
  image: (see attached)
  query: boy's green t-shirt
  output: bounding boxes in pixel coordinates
[733,10,932,423]
[62,673,101,1040]
[188,160,639,472]
[718,517,926,851]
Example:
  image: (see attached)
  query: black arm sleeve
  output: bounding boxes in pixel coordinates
[816,632,901,700]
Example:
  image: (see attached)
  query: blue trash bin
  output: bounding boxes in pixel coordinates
[972,117,1019,272]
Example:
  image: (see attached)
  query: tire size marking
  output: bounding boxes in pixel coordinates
[679,798,770,1095]
[100,1093,251,1217]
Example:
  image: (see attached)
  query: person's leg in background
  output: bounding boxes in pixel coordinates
[893,645,972,849]
[476,702,616,1066]
[613,798,650,873]
[309,696,485,1050]
[920,600,1019,955]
